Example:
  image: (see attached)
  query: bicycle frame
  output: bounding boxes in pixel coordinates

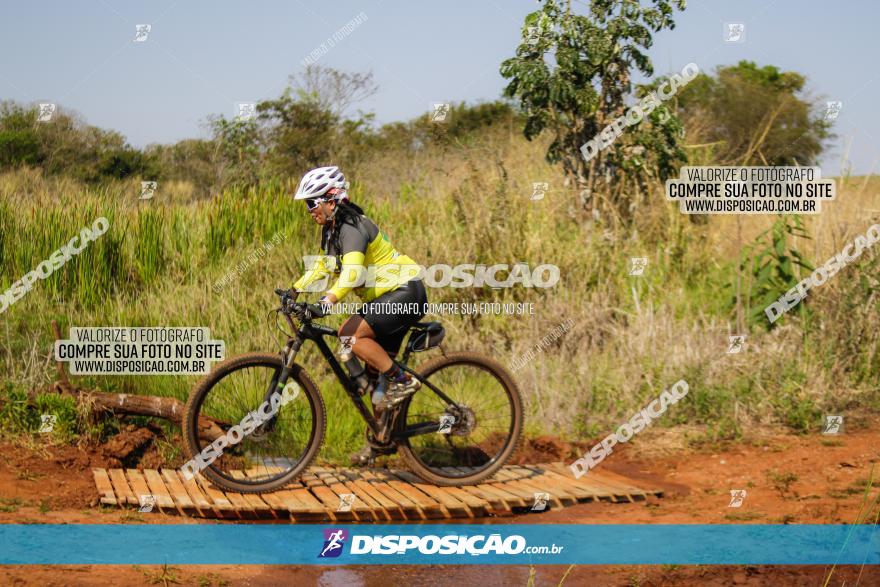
[270,310,459,442]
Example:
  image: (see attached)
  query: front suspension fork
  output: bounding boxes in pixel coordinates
[259,337,304,433]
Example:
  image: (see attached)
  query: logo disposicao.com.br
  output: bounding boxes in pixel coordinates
[316,528,562,558]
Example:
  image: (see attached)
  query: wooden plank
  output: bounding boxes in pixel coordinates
[108,469,138,506]
[457,482,519,512]
[544,463,633,502]
[588,469,660,497]
[188,473,236,514]
[301,472,357,522]
[241,468,307,520]
[497,468,577,507]
[95,463,658,521]
[126,469,169,513]
[582,472,643,502]
[313,469,382,522]
[491,476,549,503]
[432,485,489,517]
[394,468,492,516]
[478,468,539,502]
[159,469,196,513]
[298,470,324,487]
[238,476,288,517]
[438,466,523,510]
[557,464,648,497]
[124,470,152,503]
[278,487,328,520]
[337,469,405,520]
[518,465,600,502]
[247,467,328,520]
[215,482,259,516]
[367,470,447,519]
[267,483,327,522]
[227,471,280,519]
[189,470,265,516]
[125,470,160,513]
[168,469,218,516]
[386,470,474,518]
[483,481,530,508]
[266,487,307,519]
[142,469,179,513]
[311,485,354,521]
[193,475,244,519]
[284,481,329,517]
[493,469,570,509]
[360,470,426,520]
[310,470,374,519]
[92,469,117,506]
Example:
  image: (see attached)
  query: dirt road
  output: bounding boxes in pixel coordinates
[0,422,877,586]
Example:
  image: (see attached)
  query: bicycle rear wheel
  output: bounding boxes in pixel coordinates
[396,351,523,486]
[182,352,325,494]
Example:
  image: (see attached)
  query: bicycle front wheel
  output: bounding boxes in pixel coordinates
[396,351,523,486]
[182,352,325,494]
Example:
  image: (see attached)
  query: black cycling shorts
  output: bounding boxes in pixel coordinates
[357,279,427,356]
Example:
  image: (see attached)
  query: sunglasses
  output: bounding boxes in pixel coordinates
[305,197,329,211]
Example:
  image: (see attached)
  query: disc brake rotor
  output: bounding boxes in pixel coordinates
[449,405,476,436]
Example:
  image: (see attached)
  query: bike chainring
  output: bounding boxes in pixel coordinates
[365,427,397,454]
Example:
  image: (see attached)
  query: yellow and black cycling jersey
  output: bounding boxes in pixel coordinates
[293,213,420,302]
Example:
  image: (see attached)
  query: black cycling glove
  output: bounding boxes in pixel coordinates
[300,299,332,319]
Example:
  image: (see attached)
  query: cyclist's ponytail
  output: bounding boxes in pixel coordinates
[326,201,368,254]
[337,201,365,219]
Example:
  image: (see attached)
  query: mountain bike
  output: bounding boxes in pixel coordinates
[181,288,523,492]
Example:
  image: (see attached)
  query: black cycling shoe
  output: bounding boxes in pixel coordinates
[381,373,421,407]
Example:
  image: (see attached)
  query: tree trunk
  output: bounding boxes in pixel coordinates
[35,380,227,443]
[44,320,226,442]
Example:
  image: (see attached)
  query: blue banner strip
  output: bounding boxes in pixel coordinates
[0,524,877,565]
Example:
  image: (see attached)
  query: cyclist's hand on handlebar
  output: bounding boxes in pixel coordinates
[286,298,331,320]
[300,298,332,320]
[274,288,300,315]
[291,303,317,320]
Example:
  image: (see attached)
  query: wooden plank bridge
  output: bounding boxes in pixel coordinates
[92,463,662,521]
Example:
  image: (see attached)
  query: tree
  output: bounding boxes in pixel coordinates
[295,65,378,118]
[0,101,157,182]
[500,0,686,222]
[256,90,340,176]
[147,139,221,198]
[207,115,264,188]
[675,61,832,166]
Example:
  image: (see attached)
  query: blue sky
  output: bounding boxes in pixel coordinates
[1,0,877,175]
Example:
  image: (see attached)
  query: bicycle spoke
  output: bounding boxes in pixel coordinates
[192,360,316,486]
[403,360,518,478]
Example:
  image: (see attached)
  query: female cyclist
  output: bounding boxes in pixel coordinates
[290,166,428,461]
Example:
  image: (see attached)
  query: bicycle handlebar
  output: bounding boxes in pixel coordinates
[275,288,323,323]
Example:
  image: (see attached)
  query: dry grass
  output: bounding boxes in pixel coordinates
[1,130,879,455]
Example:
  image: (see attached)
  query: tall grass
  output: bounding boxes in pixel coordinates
[1,133,879,460]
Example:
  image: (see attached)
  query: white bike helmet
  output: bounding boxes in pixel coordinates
[294,166,349,202]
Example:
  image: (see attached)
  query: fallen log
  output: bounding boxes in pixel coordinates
[35,321,227,442]
[36,379,227,443]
